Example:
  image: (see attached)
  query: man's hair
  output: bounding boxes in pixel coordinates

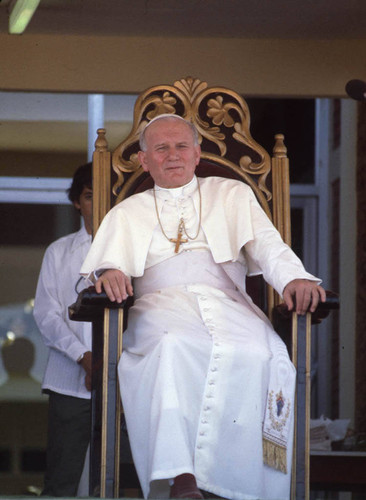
[67,162,92,203]
[139,114,199,152]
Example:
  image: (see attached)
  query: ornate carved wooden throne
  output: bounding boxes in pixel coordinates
[70,77,338,500]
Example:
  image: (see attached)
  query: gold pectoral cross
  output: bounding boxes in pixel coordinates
[170,219,188,253]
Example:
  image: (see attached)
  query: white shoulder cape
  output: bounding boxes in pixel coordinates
[81,176,318,296]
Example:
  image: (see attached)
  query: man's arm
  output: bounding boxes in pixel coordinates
[283,279,326,315]
[243,190,326,309]
[34,243,92,390]
[95,269,133,303]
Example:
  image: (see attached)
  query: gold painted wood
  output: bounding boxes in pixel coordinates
[305,312,312,500]
[111,76,272,210]
[92,128,111,236]
[272,134,291,308]
[272,133,291,246]
[114,308,124,498]
[100,308,110,498]
[291,312,298,500]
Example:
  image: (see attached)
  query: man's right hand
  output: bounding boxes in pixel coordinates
[79,351,92,391]
[95,269,133,303]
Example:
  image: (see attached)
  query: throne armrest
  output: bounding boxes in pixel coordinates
[68,286,128,322]
[69,286,131,497]
[272,290,339,499]
[273,290,339,325]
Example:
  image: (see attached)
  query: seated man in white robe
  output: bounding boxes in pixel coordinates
[80,114,326,500]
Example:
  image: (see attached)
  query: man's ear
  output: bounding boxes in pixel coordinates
[138,151,149,172]
[73,200,81,211]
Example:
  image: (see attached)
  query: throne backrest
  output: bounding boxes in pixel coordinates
[92,76,292,316]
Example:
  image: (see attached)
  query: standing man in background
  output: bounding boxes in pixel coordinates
[34,163,93,497]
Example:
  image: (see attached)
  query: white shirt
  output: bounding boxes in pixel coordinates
[34,227,92,399]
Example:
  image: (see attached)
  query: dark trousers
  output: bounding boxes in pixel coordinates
[42,391,91,497]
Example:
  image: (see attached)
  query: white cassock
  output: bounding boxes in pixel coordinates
[81,176,320,500]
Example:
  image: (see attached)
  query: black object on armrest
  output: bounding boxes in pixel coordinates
[69,286,128,322]
[274,290,339,324]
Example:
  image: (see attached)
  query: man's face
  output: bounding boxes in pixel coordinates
[73,186,93,234]
[138,119,201,188]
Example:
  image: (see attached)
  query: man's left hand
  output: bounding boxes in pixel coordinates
[283,279,326,315]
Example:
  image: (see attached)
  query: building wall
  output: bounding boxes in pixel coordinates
[1,34,365,96]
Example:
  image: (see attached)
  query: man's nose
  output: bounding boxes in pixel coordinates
[167,147,180,159]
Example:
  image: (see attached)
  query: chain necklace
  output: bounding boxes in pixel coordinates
[153,179,202,253]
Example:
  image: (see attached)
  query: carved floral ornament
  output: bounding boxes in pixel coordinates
[146,92,176,120]
[207,95,236,127]
[111,77,272,199]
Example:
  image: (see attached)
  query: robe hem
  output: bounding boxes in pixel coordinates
[196,479,265,500]
[197,479,288,500]
[150,466,195,482]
